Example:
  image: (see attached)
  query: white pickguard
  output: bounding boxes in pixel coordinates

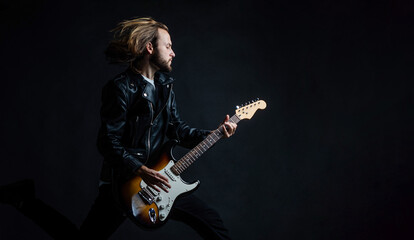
[130,160,200,222]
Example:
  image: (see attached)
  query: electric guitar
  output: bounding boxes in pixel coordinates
[118,99,267,228]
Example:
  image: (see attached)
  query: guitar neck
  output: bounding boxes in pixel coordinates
[170,114,240,175]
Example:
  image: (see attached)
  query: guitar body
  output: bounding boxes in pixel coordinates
[119,141,200,228]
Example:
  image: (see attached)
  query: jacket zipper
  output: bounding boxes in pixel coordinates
[145,84,173,163]
[146,102,154,164]
[153,85,173,121]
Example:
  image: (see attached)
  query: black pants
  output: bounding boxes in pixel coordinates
[19,185,231,239]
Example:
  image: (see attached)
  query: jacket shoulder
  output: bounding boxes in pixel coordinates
[102,71,136,95]
[109,72,130,89]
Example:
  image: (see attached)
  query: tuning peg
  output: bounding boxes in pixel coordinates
[256,98,259,101]
[236,105,240,109]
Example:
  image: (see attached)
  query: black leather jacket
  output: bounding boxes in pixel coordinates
[97,69,209,182]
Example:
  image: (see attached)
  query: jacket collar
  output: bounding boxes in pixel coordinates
[126,68,175,87]
[155,71,175,85]
[125,68,174,105]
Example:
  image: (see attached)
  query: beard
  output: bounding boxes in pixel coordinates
[150,50,172,72]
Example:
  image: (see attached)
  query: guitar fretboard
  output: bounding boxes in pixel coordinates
[170,115,240,175]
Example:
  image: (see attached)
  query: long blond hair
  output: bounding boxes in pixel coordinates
[105,17,168,72]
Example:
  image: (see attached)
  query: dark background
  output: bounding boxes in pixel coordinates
[0,0,413,239]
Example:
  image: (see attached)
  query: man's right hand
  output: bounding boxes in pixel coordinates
[136,165,171,192]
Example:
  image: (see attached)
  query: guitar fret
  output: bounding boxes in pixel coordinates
[182,163,188,170]
[200,145,205,151]
[184,157,191,166]
[194,150,200,157]
[185,156,192,166]
[212,132,220,140]
[184,160,190,168]
[188,153,196,162]
[195,146,203,154]
[179,161,186,169]
[177,163,185,172]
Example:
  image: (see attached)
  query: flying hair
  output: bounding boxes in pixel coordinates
[105,17,169,72]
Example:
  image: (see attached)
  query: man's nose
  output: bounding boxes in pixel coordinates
[171,49,176,58]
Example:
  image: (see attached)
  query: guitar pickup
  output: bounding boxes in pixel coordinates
[165,168,177,181]
[138,189,154,204]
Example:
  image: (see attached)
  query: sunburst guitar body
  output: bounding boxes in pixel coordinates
[120,141,199,228]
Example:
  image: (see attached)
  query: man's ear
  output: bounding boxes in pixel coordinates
[146,42,154,54]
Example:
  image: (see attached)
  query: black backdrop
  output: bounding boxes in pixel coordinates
[1,0,413,239]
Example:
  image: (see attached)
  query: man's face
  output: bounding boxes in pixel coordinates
[150,28,175,72]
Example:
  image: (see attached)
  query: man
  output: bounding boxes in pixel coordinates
[0,17,236,239]
[83,17,237,239]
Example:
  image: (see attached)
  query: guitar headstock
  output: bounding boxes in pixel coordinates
[235,99,267,120]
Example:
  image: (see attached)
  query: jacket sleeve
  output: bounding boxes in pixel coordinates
[97,80,143,172]
[167,90,211,148]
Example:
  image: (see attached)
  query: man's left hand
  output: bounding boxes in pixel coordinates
[221,114,237,138]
